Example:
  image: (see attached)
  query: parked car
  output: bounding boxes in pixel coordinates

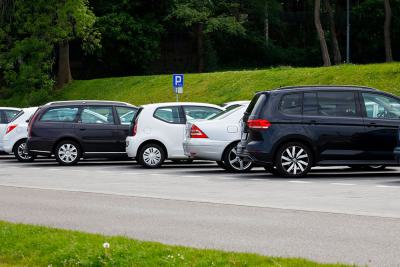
[0,107,21,152]
[27,100,138,165]
[238,86,400,177]
[221,101,250,111]
[126,102,223,168]
[2,107,38,162]
[183,104,253,172]
[395,127,400,163]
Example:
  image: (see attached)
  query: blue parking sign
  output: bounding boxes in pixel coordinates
[173,74,184,88]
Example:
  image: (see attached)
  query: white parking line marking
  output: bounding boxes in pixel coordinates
[183,175,203,178]
[288,180,312,184]
[150,173,164,176]
[331,183,355,186]
[376,185,399,188]
[123,173,146,176]
[251,178,269,181]
[47,168,61,171]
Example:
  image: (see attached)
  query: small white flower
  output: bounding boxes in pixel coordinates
[103,242,110,249]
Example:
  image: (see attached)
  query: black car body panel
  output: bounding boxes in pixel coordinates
[238,86,400,167]
[27,101,137,158]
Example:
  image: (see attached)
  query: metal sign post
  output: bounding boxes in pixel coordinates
[172,74,184,102]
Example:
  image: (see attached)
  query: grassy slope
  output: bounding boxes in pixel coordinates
[58,63,400,106]
[0,221,351,267]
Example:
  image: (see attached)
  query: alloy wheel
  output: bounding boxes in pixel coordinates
[280,145,309,175]
[226,146,252,172]
[17,142,32,160]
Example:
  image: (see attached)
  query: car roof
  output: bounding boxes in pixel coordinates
[259,85,379,94]
[141,102,223,109]
[45,100,136,107]
[0,107,21,111]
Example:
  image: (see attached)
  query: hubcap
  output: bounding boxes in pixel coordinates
[143,147,162,166]
[17,142,31,160]
[228,147,252,171]
[281,146,309,175]
[58,144,78,163]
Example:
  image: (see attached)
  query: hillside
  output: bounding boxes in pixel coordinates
[2,63,400,107]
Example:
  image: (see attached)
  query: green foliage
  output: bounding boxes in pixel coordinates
[0,221,351,266]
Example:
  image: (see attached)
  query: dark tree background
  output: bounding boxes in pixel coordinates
[1,0,399,102]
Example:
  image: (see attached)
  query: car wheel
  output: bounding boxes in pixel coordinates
[222,143,253,173]
[55,141,81,166]
[216,161,227,170]
[138,143,166,168]
[275,142,313,177]
[13,140,35,162]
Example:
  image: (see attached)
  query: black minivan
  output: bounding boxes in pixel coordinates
[27,101,137,165]
[238,86,400,177]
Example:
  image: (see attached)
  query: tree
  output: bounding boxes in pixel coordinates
[325,0,341,65]
[168,0,246,72]
[314,0,331,66]
[384,0,393,62]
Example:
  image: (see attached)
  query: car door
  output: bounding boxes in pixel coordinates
[77,105,121,153]
[115,106,138,152]
[360,92,400,161]
[152,106,186,158]
[302,91,366,162]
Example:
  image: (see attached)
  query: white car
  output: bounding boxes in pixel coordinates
[0,107,21,152]
[222,100,250,110]
[183,104,253,172]
[2,107,38,162]
[126,102,223,168]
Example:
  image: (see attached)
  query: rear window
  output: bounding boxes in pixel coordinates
[4,110,20,123]
[246,93,268,118]
[9,110,24,122]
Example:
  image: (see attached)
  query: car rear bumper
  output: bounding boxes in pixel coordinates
[237,141,273,165]
[2,138,14,153]
[126,136,139,158]
[183,139,229,161]
[27,138,53,155]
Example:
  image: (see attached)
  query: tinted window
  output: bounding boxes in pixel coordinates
[303,92,318,116]
[183,106,221,121]
[362,93,400,119]
[154,106,182,124]
[247,93,268,118]
[41,107,79,122]
[4,110,20,123]
[116,107,137,125]
[318,92,358,117]
[80,106,114,124]
[279,93,302,115]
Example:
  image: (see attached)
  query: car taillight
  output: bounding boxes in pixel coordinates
[28,109,40,137]
[132,117,138,136]
[190,124,208,138]
[5,125,17,135]
[247,119,271,129]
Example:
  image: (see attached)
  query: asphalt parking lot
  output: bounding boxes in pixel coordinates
[1,155,400,266]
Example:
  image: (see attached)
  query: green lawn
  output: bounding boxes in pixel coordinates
[0,221,352,267]
[1,62,400,107]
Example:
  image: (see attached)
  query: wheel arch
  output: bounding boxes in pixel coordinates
[272,135,316,165]
[221,140,241,161]
[52,136,83,155]
[12,138,28,153]
[137,139,168,158]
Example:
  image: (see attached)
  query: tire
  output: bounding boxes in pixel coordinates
[275,142,313,177]
[138,143,166,168]
[55,140,81,166]
[13,140,35,162]
[222,143,253,173]
[216,161,227,170]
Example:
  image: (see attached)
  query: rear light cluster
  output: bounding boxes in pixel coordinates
[190,124,208,138]
[5,125,17,135]
[247,119,271,129]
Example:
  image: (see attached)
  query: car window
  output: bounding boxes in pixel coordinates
[80,106,114,124]
[362,93,400,120]
[116,107,137,125]
[4,110,20,123]
[40,107,79,122]
[208,106,243,120]
[303,92,319,116]
[317,92,358,117]
[154,106,182,124]
[279,93,302,115]
[183,106,221,121]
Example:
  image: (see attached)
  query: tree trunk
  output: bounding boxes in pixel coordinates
[265,0,269,45]
[325,0,341,65]
[56,40,72,88]
[384,0,393,62]
[196,23,204,73]
[314,0,331,66]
